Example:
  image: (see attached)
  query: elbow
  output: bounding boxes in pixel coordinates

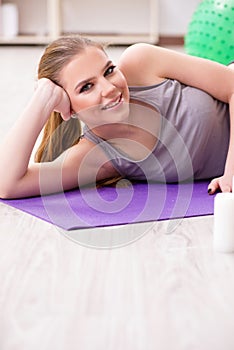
[0,173,17,198]
[0,183,20,199]
[0,189,16,200]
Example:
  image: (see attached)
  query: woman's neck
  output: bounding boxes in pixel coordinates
[90,122,137,141]
[89,99,160,141]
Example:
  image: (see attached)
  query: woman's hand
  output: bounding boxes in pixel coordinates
[208,173,233,194]
[35,78,72,121]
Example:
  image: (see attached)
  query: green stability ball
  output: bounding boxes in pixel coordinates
[185,0,234,64]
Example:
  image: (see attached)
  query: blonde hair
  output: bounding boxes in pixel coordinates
[34,34,105,162]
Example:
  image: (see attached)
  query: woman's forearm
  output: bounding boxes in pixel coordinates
[208,92,234,193]
[0,97,52,178]
[0,79,71,195]
[224,94,234,179]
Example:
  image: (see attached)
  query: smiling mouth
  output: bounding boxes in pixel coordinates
[101,94,123,110]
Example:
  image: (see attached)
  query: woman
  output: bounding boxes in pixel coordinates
[0,34,233,199]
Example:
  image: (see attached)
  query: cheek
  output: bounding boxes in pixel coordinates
[121,81,129,102]
[69,94,89,113]
[117,74,129,100]
[71,95,100,116]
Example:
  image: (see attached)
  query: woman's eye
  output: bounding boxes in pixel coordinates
[80,83,93,93]
[104,65,116,77]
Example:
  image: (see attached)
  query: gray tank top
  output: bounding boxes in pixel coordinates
[83,79,230,183]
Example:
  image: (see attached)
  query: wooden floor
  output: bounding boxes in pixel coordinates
[1,203,234,350]
[1,46,234,350]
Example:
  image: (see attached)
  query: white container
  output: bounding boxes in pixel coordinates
[213,193,234,253]
[1,3,18,38]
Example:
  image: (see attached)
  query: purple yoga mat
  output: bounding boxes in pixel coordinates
[1,181,214,230]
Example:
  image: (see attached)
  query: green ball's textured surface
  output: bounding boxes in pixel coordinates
[185,0,234,64]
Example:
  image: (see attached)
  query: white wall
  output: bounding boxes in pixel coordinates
[62,0,151,35]
[8,0,201,37]
[10,0,47,36]
[158,0,200,35]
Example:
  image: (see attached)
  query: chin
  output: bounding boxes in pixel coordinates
[103,101,130,125]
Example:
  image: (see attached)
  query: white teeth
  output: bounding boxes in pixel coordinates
[103,100,119,110]
[102,96,122,110]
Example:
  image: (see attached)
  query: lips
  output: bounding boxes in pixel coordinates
[101,94,123,110]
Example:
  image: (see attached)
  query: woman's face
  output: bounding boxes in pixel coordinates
[60,46,130,129]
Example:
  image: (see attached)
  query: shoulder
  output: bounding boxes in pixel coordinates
[118,43,201,82]
[118,43,161,66]
[60,137,119,185]
[118,43,234,103]
[64,137,109,165]
[117,43,166,86]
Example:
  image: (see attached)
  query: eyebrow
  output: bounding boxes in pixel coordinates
[74,60,113,91]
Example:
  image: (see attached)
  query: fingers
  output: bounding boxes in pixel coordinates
[221,185,232,193]
[52,86,72,121]
[59,97,72,121]
[207,178,220,195]
[35,78,72,120]
[61,111,72,121]
[208,177,232,195]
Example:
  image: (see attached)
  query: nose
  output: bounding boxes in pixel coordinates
[100,77,116,98]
